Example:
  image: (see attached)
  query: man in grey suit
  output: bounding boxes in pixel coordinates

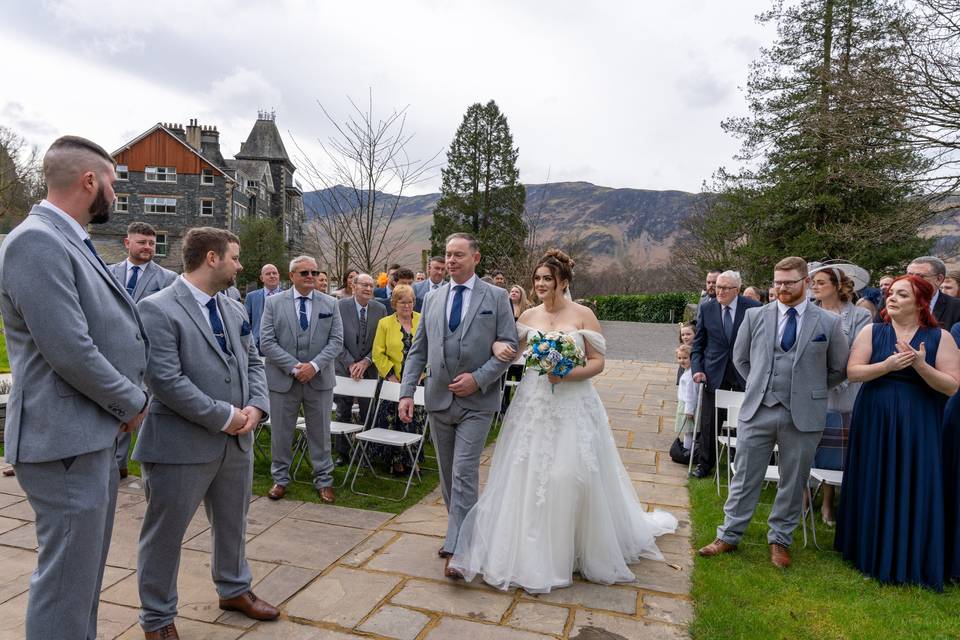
[333,273,386,464]
[260,255,344,503]
[108,221,177,478]
[699,256,849,569]
[413,255,446,301]
[399,232,518,578]
[243,263,283,348]
[134,228,278,639]
[0,136,149,640]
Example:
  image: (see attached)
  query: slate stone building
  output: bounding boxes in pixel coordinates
[94,113,304,269]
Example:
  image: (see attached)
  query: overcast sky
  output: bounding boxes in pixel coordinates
[0,0,774,195]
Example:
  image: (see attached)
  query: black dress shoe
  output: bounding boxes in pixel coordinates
[690,465,713,479]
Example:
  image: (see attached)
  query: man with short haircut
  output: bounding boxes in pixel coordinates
[415,271,426,282]
[315,269,329,294]
[699,257,848,570]
[243,263,284,348]
[389,267,422,313]
[490,270,507,288]
[135,228,277,638]
[907,256,960,330]
[399,232,518,578]
[334,273,387,464]
[260,256,344,503]
[690,270,761,478]
[374,263,402,301]
[0,135,149,640]
[109,221,177,478]
[698,269,722,307]
[414,255,446,300]
[878,274,895,298]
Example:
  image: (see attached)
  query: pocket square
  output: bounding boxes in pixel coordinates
[812,334,827,342]
[317,312,332,319]
[241,320,251,336]
[480,310,493,315]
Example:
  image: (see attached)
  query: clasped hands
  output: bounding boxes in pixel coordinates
[885,340,926,372]
[292,362,318,383]
[397,372,480,424]
[225,405,264,435]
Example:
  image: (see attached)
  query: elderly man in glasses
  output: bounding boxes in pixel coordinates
[259,255,344,503]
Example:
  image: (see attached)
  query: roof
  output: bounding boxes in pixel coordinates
[235,118,292,166]
[111,124,233,180]
[231,159,276,194]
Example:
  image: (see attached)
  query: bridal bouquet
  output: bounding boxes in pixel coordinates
[523,331,586,385]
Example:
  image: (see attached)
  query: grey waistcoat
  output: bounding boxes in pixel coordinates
[762,342,797,409]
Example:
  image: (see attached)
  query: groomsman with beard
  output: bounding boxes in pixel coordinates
[0,136,149,640]
[134,227,278,639]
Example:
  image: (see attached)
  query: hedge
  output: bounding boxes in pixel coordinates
[588,292,699,323]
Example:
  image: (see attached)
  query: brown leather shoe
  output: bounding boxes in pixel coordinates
[143,622,179,639]
[770,543,791,568]
[119,467,129,479]
[1,468,14,477]
[438,546,452,558]
[318,487,335,504]
[218,591,279,621]
[444,556,463,580]
[267,484,286,500]
[698,538,738,557]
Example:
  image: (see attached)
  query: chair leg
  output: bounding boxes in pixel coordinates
[687,413,700,477]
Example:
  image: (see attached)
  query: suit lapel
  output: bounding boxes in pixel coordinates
[39,208,129,300]
[935,294,946,324]
[732,297,748,339]
[174,281,229,365]
[220,294,242,355]
[458,280,487,337]
[793,305,820,363]
[281,288,299,335]
[309,293,325,342]
[764,303,779,369]
[134,262,156,300]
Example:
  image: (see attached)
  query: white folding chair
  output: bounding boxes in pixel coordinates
[714,389,746,495]
[293,376,378,487]
[350,382,427,501]
[805,467,843,550]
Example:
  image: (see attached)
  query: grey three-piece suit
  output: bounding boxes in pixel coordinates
[333,296,387,457]
[133,278,270,632]
[0,203,148,640]
[400,277,518,554]
[108,259,177,471]
[260,288,344,488]
[717,301,849,547]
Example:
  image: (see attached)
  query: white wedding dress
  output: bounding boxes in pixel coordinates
[450,326,678,593]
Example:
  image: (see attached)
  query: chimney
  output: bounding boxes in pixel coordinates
[185,118,201,151]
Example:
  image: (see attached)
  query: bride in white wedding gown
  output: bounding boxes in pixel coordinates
[450,250,677,593]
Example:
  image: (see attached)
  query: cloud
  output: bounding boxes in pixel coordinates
[1,102,58,139]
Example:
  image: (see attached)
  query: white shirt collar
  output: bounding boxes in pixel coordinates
[41,199,88,243]
[355,298,369,314]
[180,275,215,306]
[451,274,478,291]
[777,297,808,317]
[721,297,738,314]
[293,288,313,301]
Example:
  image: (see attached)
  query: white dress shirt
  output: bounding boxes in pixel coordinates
[41,199,89,244]
[776,298,808,345]
[720,298,738,324]
[125,258,148,289]
[180,276,234,432]
[445,274,478,327]
[292,289,319,373]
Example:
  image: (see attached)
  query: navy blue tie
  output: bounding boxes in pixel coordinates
[781,307,798,352]
[722,305,733,342]
[83,238,106,269]
[298,296,309,331]
[448,285,466,332]
[205,298,229,354]
[126,265,140,296]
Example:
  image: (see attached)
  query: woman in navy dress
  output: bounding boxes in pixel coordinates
[835,275,960,591]
[943,323,960,582]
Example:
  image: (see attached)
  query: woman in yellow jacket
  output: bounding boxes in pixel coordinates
[371,284,424,473]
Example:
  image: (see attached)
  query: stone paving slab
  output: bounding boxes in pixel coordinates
[0,358,693,639]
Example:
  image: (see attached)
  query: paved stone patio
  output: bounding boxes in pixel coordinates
[0,359,691,639]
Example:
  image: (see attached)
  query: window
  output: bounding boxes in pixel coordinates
[115,194,129,213]
[247,179,260,192]
[144,197,177,214]
[201,169,214,185]
[200,198,214,216]
[145,166,176,182]
[116,164,128,180]
[233,202,247,220]
[155,232,168,257]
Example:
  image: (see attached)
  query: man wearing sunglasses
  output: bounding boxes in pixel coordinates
[260,255,344,503]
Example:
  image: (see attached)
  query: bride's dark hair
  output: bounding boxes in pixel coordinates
[534,249,575,292]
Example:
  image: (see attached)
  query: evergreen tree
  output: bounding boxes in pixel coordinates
[690,0,933,284]
[430,100,526,273]
[237,216,287,288]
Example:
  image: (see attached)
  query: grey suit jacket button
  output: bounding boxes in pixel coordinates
[135,334,142,341]
[225,377,231,383]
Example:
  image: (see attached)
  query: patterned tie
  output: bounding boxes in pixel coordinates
[298,296,309,331]
[781,307,798,352]
[448,285,466,332]
[126,265,141,296]
[205,298,229,354]
[82,238,106,269]
[723,305,733,342]
[359,306,367,344]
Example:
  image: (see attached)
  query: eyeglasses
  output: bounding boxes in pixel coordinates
[906,271,939,282]
[773,278,805,288]
[715,285,739,292]
[297,270,321,277]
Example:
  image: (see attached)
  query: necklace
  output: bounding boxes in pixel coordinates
[544,299,566,328]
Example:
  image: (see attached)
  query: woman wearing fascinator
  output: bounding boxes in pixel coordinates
[448,249,677,593]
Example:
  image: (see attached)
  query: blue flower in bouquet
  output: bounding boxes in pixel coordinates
[522,330,587,391]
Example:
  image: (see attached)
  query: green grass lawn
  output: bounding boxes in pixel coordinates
[689,471,960,640]
[0,320,9,374]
